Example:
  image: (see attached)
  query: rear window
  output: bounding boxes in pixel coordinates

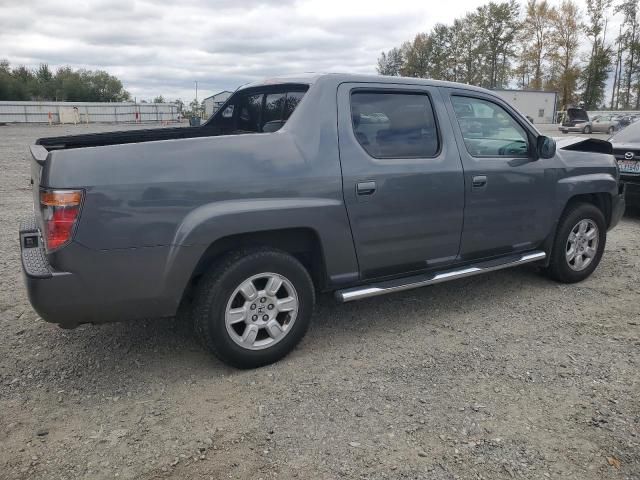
[210,86,308,134]
[350,91,439,158]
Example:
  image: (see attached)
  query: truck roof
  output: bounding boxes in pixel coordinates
[238,73,494,95]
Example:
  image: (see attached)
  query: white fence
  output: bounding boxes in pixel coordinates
[0,101,179,124]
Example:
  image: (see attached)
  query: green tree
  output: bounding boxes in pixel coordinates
[547,0,582,109]
[399,34,433,77]
[519,0,554,89]
[153,95,165,103]
[473,1,521,88]
[615,0,640,108]
[376,47,404,76]
[0,61,130,102]
[581,0,613,109]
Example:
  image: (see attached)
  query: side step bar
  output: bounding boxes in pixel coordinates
[335,250,546,303]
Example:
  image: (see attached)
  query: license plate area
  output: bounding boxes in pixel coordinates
[617,159,640,174]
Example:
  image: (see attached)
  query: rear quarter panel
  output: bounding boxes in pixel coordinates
[41,77,359,315]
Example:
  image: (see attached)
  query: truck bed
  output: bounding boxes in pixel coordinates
[36,124,220,150]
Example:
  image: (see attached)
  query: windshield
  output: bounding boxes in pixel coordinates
[609,121,640,142]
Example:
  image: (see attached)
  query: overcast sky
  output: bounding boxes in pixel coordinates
[0,0,624,102]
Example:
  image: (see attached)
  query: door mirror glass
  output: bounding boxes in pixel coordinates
[537,135,556,159]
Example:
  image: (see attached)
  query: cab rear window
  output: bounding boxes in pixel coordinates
[211,86,307,134]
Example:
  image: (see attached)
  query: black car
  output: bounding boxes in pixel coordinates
[610,121,640,207]
[612,115,633,128]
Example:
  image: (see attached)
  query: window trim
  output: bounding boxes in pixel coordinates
[450,92,535,159]
[349,88,442,160]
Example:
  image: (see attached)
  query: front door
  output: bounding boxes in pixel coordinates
[443,88,555,261]
[337,83,465,279]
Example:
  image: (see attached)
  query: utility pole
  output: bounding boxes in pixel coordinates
[195,81,199,118]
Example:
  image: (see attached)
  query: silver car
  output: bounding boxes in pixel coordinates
[591,115,620,134]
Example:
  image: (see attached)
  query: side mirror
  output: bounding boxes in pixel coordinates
[536,135,556,159]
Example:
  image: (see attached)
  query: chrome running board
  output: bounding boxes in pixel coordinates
[335,250,546,303]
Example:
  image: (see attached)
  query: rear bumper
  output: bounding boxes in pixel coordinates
[19,217,78,327]
[19,217,182,328]
[559,126,586,133]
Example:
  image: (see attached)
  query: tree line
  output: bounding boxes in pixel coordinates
[377,0,640,111]
[0,60,131,102]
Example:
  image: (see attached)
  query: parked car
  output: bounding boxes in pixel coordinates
[559,107,592,134]
[20,73,625,368]
[609,120,640,207]
[612,115,633,128]
[591,115,620,134]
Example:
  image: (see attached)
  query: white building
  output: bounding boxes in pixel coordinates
[492,89,558,124]
[203,90,233,118]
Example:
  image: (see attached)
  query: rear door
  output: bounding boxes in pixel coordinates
[443,88,554,260]
[337,82,465,279]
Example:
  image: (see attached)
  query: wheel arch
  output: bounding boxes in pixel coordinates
[563,192,612,226]
[542,187,614,264]
[178,227,328,312]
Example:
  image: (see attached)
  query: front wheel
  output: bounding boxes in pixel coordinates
[608,126,615,134]
[546,203,606,283]
[193,248,315,368]
[583,125,592,134]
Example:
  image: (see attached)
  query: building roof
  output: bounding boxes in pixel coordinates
[202,90,234,101]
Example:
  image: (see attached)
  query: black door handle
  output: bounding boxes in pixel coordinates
[356,181,377,195]
[472,175,487,189]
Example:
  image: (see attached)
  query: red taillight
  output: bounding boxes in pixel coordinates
[40,189,83,251]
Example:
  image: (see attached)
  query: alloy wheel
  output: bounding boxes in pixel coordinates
[224,272,299,350]
[565,219,599,272]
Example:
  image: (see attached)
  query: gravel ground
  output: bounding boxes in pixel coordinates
[0,123,639,480]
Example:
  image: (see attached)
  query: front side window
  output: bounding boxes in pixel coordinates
[351,91,439,158]
[451,96,529,157]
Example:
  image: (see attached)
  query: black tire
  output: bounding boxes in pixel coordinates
[583,125,592,134]
[193,248,315,368]
[608,126,615,134]
[546,203,606,283]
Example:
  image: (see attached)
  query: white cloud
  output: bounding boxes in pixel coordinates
[0,0,623,102]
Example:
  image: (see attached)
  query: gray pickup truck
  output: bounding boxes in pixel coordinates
[20,73,625,368]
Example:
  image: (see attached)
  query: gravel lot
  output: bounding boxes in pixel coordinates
[0,123,639,480]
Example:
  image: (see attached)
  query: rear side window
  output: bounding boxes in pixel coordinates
[350,91,439,158]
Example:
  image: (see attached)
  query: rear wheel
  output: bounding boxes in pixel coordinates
[193,248,315,368]
[546,203,606,283]
[583,125,592,134]
[608,126,615,134]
